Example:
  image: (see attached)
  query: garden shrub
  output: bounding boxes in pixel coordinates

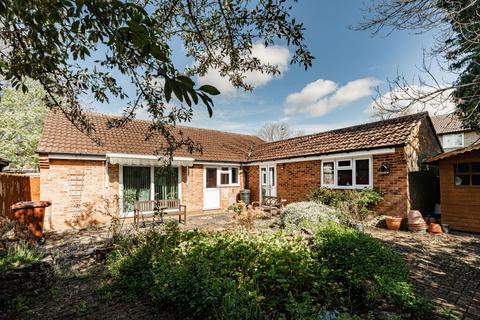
[280,201,339,230]
[314,224,426,313]
[106,224,426,319]
[309,187,383,221]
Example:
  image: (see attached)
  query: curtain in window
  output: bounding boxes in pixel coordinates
[123,166,151,212]
[154,167,178,200]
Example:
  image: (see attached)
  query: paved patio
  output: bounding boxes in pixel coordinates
[367,228,480,319]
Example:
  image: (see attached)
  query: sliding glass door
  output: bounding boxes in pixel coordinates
[122,166,151,212]
[122,166,179,213]
[154,167,178,200]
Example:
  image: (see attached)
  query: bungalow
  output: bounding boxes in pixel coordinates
[37,110,442,230]
[431,113,480,151]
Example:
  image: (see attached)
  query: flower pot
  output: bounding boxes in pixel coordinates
[428,223,443,234]
[386,216,403,231]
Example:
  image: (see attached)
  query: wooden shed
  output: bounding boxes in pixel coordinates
[426,144,480,232]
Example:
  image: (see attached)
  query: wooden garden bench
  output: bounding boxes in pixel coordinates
[252,196,287,217]
[133,199,187,226]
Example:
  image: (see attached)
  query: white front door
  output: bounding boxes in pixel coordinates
[260,165,277,200]
[204,167,220,209]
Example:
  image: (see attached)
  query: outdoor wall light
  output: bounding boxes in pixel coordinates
[378,162,391,175]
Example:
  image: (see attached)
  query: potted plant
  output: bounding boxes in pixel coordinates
[386,216,403,231]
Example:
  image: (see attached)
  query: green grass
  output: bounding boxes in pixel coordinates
[0,242,44,272]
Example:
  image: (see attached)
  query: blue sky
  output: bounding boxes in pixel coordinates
[95,0,453,135]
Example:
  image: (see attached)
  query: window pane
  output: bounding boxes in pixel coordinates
[455,174,470,186]
[261,168,267,185]
[472,175,480,186]
[269,167,275,186]
[123,166,151,212]
[154,167,178,200]
[455,163,470,173]
[322,162,334,185]
[231,168,239,184]
[443,133,464,148]
[220,173,229,185]
[221,167,229,171]
[472,163,480,173]
[338,160,351,167]
[206,168,217,188]
[338,169,353,186]
[355,159,370,185]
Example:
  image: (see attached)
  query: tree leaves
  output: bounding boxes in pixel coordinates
[0,0,313,158]
[199,85,220,96]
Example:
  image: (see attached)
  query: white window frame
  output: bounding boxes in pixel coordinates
[442,133,464,149]
[321,161,335,187]
[321,156,373,189]
[118,164,182,216]
[218,166,241,187]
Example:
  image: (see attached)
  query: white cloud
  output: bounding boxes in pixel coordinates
[284,78,380,117]
[198,43,291,95]
[365,85,456,119]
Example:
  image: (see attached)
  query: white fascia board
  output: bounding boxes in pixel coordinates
[194,161,242,166]
[244,147,396,166]
[105,153,195,162]
[48,153,106,161]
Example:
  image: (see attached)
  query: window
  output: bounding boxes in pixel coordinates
[123,166,151,212]
[355,159,370,185]
[218,166,240,186]
[122,166,180,212]
[322,162,334,185]
[443,133,464,149]
[206,168,217,188]
[321,158,371,189]
[231,168,239,184]
[220,167,230,185]
[154,167,178,200]
[454,162,480,186]
[261,168,267,185]
[337,160,353,186]
[269,167,275,186]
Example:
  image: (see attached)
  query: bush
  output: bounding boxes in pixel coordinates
[107,227,322,319]
[281,201,339,231]
[314,224,426,313]
[309,187,383,221]
[106,225,426,319]
[0,241,44,272]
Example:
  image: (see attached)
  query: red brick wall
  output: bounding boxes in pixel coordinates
[246,150,410,217]
[373,147,409,217]
[277,160,321,203]
[246,166,259,203]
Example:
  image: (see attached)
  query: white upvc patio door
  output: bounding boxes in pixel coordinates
[204,167,220,209]
[260,164,277,200]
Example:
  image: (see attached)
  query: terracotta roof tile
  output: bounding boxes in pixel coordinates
[425,143,480,163]
[38,110,431,163]
[431,113,470,134]
[248,113,429,162]
[37,109,264,162]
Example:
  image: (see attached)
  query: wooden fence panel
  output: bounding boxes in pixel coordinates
[0,173,40,218]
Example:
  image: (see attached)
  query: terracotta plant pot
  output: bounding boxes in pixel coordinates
[428,223,443,234]
[386,216,403,231]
